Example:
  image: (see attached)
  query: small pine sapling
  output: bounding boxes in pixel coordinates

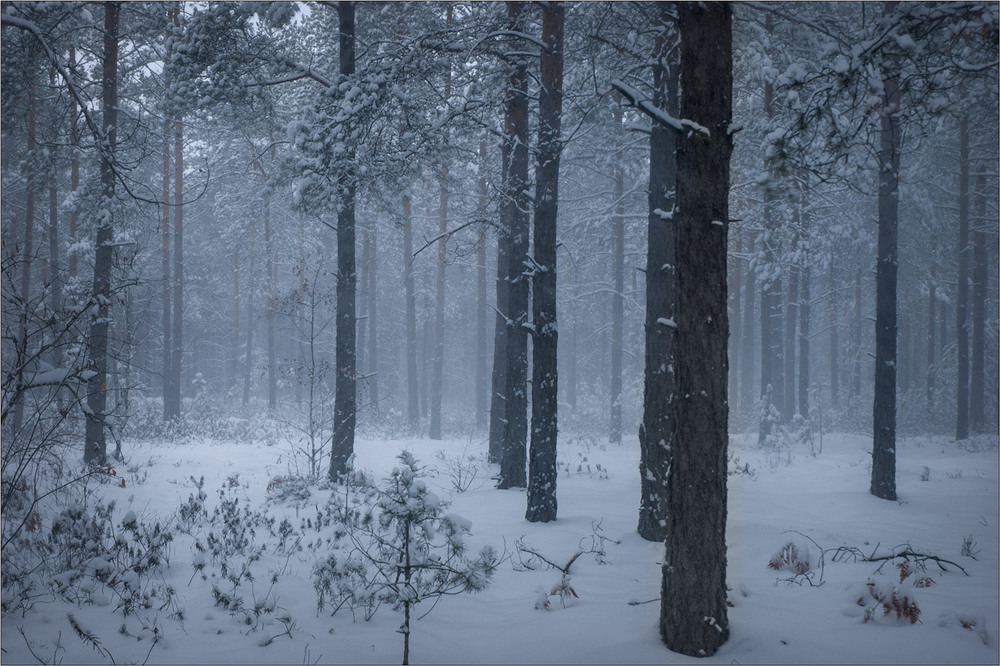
[314,451,498,665]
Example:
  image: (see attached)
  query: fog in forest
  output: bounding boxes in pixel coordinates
[2,2,997,664]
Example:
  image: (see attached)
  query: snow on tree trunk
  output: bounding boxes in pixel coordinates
[660,3,731,656]
[871,3,900,501]
[330,0,357,480]
[497,0,530,490]
[84,0,120,467]
[638,3,677,544]
[526,0,563,524]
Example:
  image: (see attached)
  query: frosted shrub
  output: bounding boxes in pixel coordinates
[313,451,498,665]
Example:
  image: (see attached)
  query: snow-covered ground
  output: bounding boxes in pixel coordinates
[3,427,997,665]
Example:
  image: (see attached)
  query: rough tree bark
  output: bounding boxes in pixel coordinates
[84,1,120,467]
[660,2,732,656]
[637,1,677,543]
[497,0,530,489]
[330,0,357,480]
[161,119,172,415]
[526,0,563,523]
[871,1,900,501]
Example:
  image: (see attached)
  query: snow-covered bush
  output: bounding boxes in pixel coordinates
[312,451,498,665]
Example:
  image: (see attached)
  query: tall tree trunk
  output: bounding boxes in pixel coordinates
[609,102,625,445]
[264,151,276,411]
[638,1,677,542]
[797,180,810,419]
[871,5,900,501]
[956,115,970,440]
[661,3,731,656]
[851,267,861,397]
[367,225,379,413]
[169,114,184,417]
[161,120,172,413]
[970,174,986,433]
[526,0,563,523]
[497,0,530,489]
[84,1,120,467]
[784,232,799,417]
[230,249,238,391]
[13,79,37,440]
[46,69,62,320]
[430,7,452,440]
[759,13,784,430]
[729,226,743,415]
[330,0,357,480]
[69,46,79,280]
[740,227,756,416]
[243,240,256,405]
[927,248,936,407]
[476,139,489,431]
[430,163,448,440]
[357,227,370,403]
[403,194,419,427]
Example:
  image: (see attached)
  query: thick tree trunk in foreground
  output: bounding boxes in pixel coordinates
[497,0,530,489]
[638,1,677,543]
[871,6,900,501]
[526,1,563,523]
[84,1,120,467]
[330,0,357,480]
[660,3,732,656]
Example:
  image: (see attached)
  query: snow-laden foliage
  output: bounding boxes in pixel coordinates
[313,451,498,664]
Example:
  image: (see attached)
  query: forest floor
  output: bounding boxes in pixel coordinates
[2,423,997,665]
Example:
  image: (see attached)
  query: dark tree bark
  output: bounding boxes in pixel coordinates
[526,0,563,524]
[46,67,62,320]
[84,1,120,467]
[784,232,799,417]
[487,212,510,462]
[230,249,238,390]
[638,1,677,543]
[740,227,756,415]
[264,147,276,412]
[871,4,900,501]
[660,3,732,656]
[956,115,970,441]
[367,225,379,413]
[610,102,625,445]
[797,180,810,419]
[161,120,172,414]
[497,0,530,489]
[402,194,419,428]
[476,139,489,431]
[430,162,448,440]
[970,173,986,433]
[759,13,784,431]
[12,77,37,439]
[69,46,79,279]
[168,114,184,417]
[927,247,936,406]
[330,0,357,480]
[850,267,861,397]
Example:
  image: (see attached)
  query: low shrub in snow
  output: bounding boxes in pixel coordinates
[313,451,498,665]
